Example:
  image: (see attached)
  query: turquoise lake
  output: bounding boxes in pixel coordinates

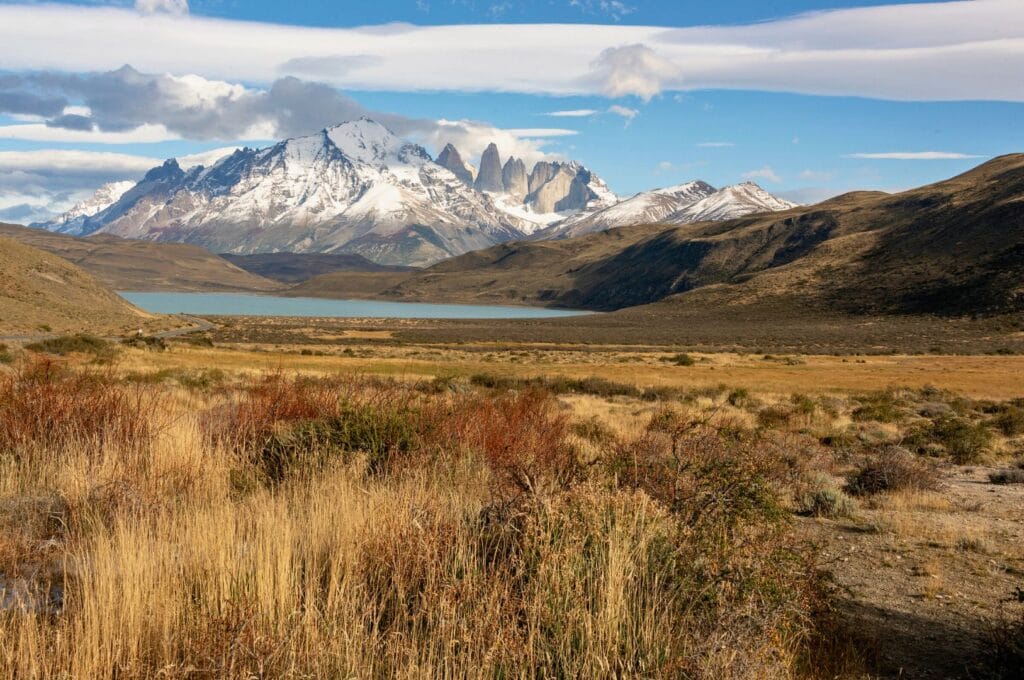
[119,292,590,320]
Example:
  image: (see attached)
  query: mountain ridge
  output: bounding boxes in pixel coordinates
[291,154,1024,320]
[29,118,795,266]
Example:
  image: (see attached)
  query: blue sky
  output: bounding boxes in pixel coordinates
[0,0,1022,221]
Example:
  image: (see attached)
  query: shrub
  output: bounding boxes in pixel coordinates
[121,335,167,351]
[0,356,153,456]
[25,334,116,361]
[757,404,794,430]
[208,373,424,479]
[0,343,12,365]
[909,415,993,463]
[571,416,618,446]
[258,402,420,481]
[993,406,1024,437]
[791,393,817,416]
[845,448,941,496]
[797,483,858,519]
[989,469,1024,485]
[727,387,758,408]
[851,390,903,423]
[447,389,578,498]
[178,335,214,348]
[667,352,695,366]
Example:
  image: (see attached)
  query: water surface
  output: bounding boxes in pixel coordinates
[120,292,590,320]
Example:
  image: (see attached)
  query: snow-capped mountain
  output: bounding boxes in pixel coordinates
[38,119,617,266]
[666,182,798,224]
[64,119,536,266]
[30,118,796,265]
[541,180,716,239]
[36,181,135,235]
[538,180,796,239]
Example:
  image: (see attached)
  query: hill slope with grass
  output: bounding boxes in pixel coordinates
[0,237,158,335]
[221,252,413,284]
[0,224,282,293]
[298,154,1024,319]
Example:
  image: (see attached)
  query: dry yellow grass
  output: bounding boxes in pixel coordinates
[0,361,846,679]
[117,344,1024,400]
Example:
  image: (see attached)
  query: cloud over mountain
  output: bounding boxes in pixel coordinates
[1,1,1021,101]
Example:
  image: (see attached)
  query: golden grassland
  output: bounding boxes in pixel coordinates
[116,341,1024,400]
[0,337,1022,678]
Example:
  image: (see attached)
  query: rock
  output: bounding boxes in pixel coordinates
[474,143,504,193]
[501,157,528,200]
[436,143,475,186]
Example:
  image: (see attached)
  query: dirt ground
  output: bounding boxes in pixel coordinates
[802,468,1024,678]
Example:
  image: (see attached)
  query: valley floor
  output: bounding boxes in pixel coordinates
[1,321,1022,678]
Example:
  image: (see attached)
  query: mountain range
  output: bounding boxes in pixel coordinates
[32,118,795,266]
[293,153,1024,322]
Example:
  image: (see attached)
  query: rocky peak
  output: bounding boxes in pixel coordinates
[501,157,529,200]
[437,143,475,186]
[474,142,504,193]
[528,161,557,195]
[143,158,185,183]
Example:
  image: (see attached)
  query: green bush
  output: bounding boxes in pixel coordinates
[667,353,695,367]
[851,390,902,423]
[993,406,1024,437]
[0,343,12,365]
[121,335,167,351]
[797,485,858,519]
[25,334,116,361]
[909,415,993,463]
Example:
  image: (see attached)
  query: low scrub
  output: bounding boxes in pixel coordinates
[25,333,116,361]
[796,474,858,519]
[469,372,683,401]
[851,390,904,423]
[0,357,154,457]
[907,414,993,463]
[845,447,941,496]
[120,335,167,351]
[988,469,1024,485]
[992,405,1024,437]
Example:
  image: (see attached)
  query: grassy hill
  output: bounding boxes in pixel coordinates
[0,237,161,335]
[222,252,414,284]
[293,154,1024,320]
[0,224,283,293]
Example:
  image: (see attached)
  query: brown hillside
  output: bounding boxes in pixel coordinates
[0,224,283,293]
[294,154,1024,320]
[0,237,159,335]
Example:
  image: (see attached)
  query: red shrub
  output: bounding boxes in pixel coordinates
[438,389,577,497]
[0,356,154,456]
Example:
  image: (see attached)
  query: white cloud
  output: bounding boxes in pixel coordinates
[587,44,682,101]
[502,128,578,138]
[606,104,639,122]
[798,169,835,181]
[696,142,734,148]
[0,149,158,175]
[0,122,180,144]
[2,1,1022,101]
[742,166,782,183]
[543,109,599,117]
[845,151,984,160]
[177,146,243,169]
[135,0,189,16]
[418,120,565,168]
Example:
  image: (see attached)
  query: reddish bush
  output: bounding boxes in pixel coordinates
[439,389,577,498]
[0,356,153,456]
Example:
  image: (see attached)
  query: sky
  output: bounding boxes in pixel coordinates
[0,0,1022,222]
